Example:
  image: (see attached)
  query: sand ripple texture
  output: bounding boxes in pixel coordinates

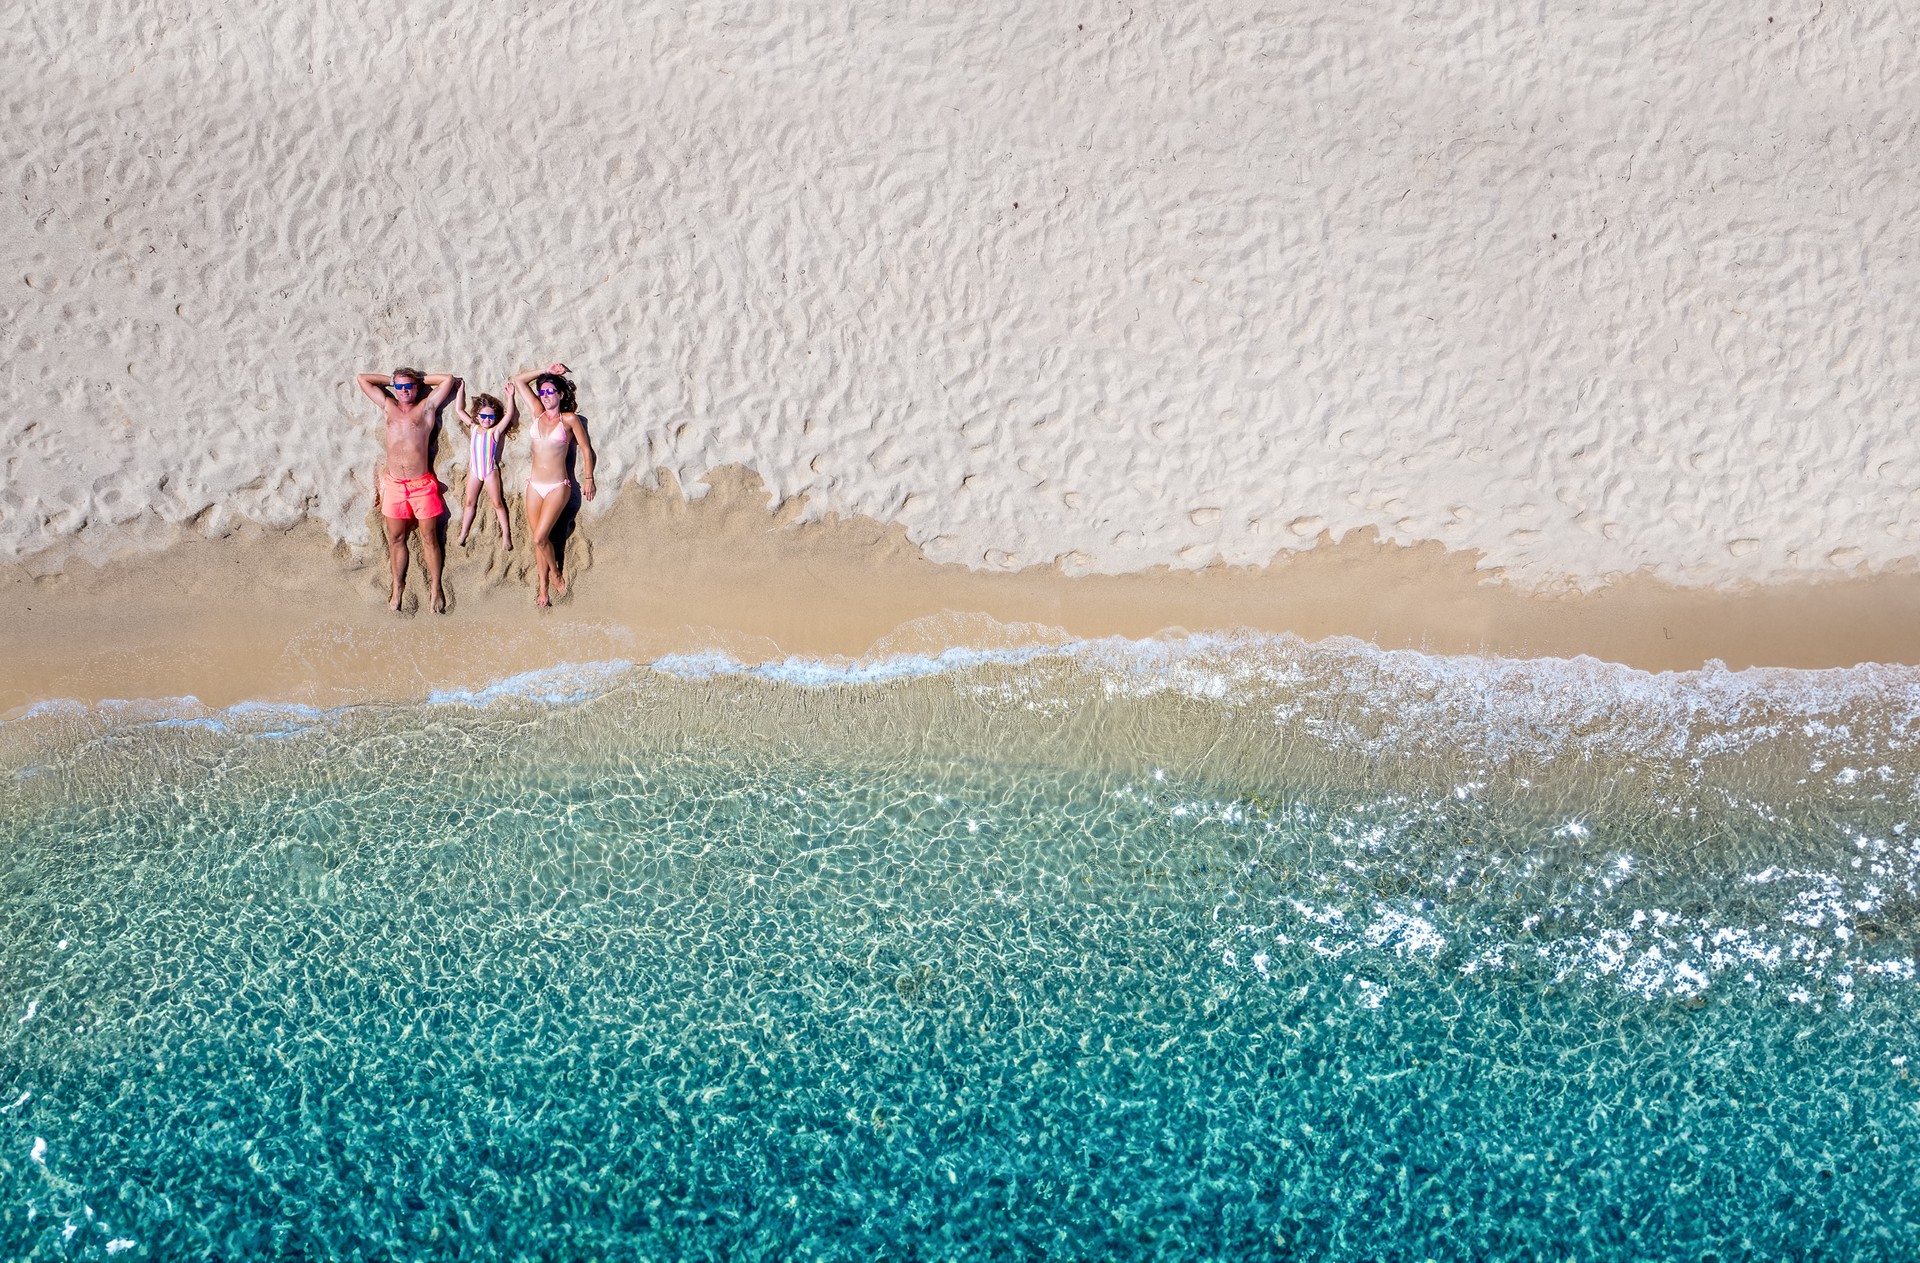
[2,1,1917,586]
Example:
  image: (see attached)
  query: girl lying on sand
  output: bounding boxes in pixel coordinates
[453,382,515,550]
[508,362,597,608]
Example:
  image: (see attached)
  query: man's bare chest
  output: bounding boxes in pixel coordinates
[385,410,436,443]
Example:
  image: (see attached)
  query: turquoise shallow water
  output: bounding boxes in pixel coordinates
[3,636,1920,1259]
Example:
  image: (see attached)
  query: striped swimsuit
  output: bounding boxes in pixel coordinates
[469,422,500,478]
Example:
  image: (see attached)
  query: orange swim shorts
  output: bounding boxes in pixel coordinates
[380,471,446,521]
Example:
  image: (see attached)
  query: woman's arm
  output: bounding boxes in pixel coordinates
[509,362,570,388]
[508,367,543,415]
[509,363,567,413]
[566,415,597,500]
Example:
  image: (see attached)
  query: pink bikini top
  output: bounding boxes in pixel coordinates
[533,418,570,449]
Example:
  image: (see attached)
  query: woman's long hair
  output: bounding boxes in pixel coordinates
[531,373,577,414]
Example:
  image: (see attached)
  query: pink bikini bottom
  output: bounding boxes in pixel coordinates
[525,477,570,500]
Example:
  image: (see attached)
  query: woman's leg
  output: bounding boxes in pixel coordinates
[527,485,569,605]
[457,474,482,545]
[484,473,512,550]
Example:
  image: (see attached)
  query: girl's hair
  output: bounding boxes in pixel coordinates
[531,372,577,413]
[470,392,515,437]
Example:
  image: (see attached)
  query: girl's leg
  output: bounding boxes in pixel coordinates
[458,475,483,545]
[527,485,569,606]
[484,474,512,550]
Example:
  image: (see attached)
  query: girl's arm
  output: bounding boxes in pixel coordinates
[496,386,518,433]
[451,379,473,429]
[566,415,597,500]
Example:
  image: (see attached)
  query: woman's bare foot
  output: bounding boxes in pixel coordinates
[389,587,404,613]
[552,573,567,597]
[535,589,550,608]
[430,585,447,615]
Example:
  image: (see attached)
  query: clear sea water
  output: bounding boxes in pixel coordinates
[3,635,1919,1260]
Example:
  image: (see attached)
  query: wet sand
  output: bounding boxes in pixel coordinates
[5,467,1920,716]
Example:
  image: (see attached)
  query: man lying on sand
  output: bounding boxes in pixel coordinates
[356,366,459,614]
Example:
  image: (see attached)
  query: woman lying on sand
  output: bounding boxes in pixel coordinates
[508,362,597,608]
[453,381,515,550]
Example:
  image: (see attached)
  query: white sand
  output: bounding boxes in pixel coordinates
[3,1,1917,588]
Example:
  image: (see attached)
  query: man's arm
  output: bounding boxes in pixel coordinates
[356,373,393,406]
[422,372,460,410]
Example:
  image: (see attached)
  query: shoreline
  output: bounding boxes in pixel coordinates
[5,466,1920,716]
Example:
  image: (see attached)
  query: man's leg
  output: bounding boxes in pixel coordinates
[421,512,447,615]
[385,516,413,612]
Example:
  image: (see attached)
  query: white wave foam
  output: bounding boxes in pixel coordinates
[4,695,339,743]
[12,632,1920,773]
[426,661,637,708]
[659,631,1920,767]
[649,644,1059,686]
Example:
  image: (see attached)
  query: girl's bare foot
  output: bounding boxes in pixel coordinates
[457,530,471,547]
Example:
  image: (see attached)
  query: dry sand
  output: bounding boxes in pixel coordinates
[5,1,1919,593]
[4,2,1919,703]
[6,466,1920,715]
